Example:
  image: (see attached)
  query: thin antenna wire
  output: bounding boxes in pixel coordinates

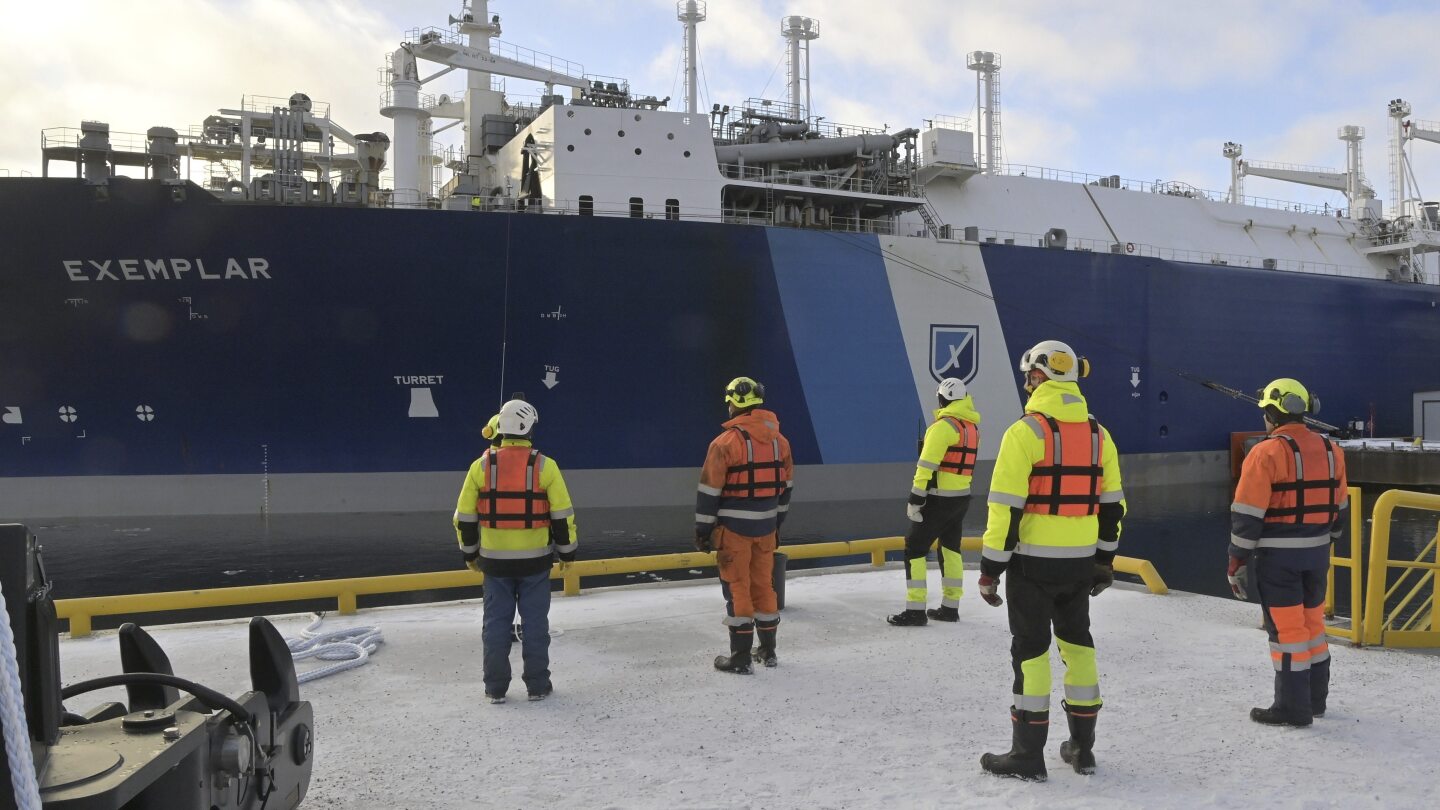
[498,215,513,407]
[669,47,682,102]
[698,45,713,114]
[757,50,786,100]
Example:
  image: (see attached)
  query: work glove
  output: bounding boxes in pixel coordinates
[1090,563,1113,597]
[694,530,714,552]
[465,558,481,574]
[978,574,1003,607]
[906,491,926,523]
[1227,556,1249,601]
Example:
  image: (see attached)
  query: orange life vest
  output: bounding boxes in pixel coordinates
[1024,413,1104,516]
[1264,433,1341,526]
[938,416,979,476]
[722,427,786,501]
[475,446,551,529]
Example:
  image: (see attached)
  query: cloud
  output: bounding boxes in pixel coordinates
[6,0,1440,212]
[0,0,395,175]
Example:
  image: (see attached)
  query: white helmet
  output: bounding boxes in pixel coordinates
[496,399,538,436]
[937,378,968,401]
[1018,340,1089,383]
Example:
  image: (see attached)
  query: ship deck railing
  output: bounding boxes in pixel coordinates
[966,226,1439,284]
[403,27,585,80]
[999,163,1338,216]
[718,162,919,197]
[373,193,903,234]
[53,536,1167,637]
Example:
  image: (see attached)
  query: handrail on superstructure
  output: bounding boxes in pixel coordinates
[54,536,1168,638]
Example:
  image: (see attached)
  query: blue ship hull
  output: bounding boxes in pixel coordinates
[2,179,1438,519]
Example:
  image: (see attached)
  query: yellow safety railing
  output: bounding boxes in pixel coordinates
[1360,489,1440,648]
[1324,487,1365,642]
[55,536,1168,638]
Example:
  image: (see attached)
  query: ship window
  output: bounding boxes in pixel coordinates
[635,148,642,156]
[665,199,680,220]
[618,130,626,137]
[567,145,575,152]
[634,113,642,122]
[683,150,691,158]
[630,197,644,218]
[667,133,675,140]
[579,195,593,216]
[584,128,592,135]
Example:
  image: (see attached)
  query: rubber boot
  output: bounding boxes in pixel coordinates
[886,609,929,626]
[1251,671,1312,727]
[753,619,779,668]
[714,624,754,674]
[980,709,1049,781]
[927,606,960,622]
[1059,701,1098,775]
[1310,657,1330,717]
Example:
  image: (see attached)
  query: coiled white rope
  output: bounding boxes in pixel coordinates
[0,575,42,809]
[286,614,384,684]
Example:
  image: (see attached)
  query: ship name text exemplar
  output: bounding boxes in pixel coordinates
[62,258,272,282]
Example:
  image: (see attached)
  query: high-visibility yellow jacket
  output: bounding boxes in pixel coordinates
[980,381,1124,581]
[454,438,577,577]
[911,396,982,502]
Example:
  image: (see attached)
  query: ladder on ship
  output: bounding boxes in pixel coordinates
[917,201,948,239]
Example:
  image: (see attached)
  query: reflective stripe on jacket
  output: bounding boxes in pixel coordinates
[981,381,1125,578]
[1230,423,1349,559]
[697,408,794,537]
[912,396,982,499]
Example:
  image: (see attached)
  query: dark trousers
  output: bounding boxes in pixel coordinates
[1255,546,1331,718]
[902,496,969,609]
[1006,568,1101,712]
[482,569,552,696]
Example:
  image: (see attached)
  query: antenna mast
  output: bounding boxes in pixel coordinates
[781,16,820,121]
[677,1,707,115]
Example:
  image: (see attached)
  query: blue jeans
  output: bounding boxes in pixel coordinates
[482,569,552,695]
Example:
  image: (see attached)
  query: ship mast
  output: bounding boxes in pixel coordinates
[677,2,707,115]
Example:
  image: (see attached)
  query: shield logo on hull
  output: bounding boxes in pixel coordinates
[930,325,979,384]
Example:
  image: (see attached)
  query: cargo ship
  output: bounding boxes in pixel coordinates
[3,0,1439,533]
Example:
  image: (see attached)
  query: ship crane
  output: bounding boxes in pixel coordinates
[382,0,590,207]
[1225,126,1378,220]
[1387,98,1440,226]
[1370,98,1440,279]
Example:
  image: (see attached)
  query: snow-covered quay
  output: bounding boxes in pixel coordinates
[56,566,1440,809]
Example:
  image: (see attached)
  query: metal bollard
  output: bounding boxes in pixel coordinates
[772,552,788,611]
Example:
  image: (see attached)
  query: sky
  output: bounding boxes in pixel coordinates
[4,0,1440,211]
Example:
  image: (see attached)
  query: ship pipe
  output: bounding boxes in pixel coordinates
[715,132,901,164]
[1210,214,1351,236]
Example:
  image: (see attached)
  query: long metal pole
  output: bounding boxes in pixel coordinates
[684,4,698,114]
[788,33,801,112]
